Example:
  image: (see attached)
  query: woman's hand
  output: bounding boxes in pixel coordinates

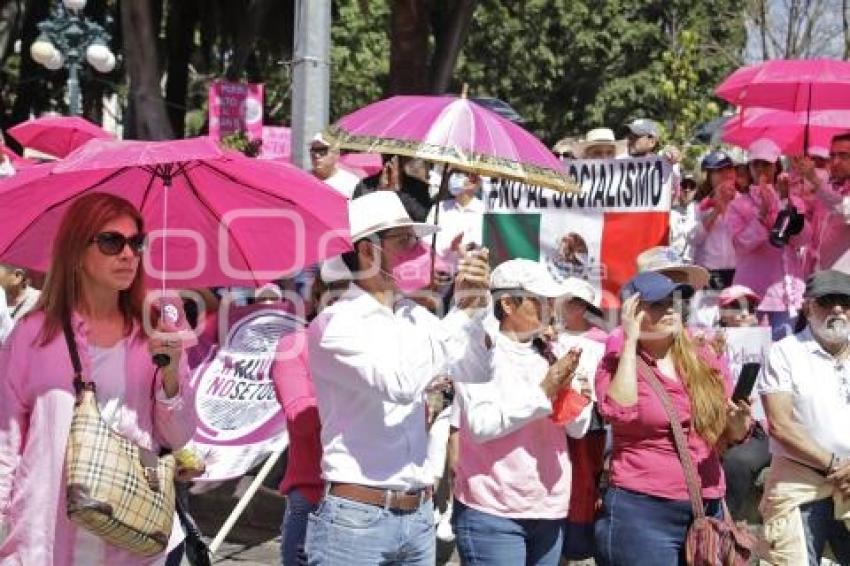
[828,460,850,497]
[148,329,185,398]
[541,347,582,400]
[725,398,753,443]
[621,294,645,344]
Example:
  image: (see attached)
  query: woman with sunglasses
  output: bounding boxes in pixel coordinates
[0,192,194,565]
[594,271,752,566]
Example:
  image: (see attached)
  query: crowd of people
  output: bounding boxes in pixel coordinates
[0,117,848,566]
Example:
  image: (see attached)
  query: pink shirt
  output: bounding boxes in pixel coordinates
[271,329,323,504]
[815,179,850,270]
[595,328,732,501]
[0,312,194,565]
[727,188,811,312]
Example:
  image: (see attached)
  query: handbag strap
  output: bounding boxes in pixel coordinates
[636,356,706,518]
[62,318,87,392]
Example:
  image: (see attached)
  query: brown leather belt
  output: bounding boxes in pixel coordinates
[328,482,432,512]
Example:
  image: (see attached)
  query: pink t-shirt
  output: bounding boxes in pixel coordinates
[595,328,732,501]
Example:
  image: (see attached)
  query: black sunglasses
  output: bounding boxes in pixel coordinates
[309,146,330,157]
[90,231,146,256]
[815,294,850,309]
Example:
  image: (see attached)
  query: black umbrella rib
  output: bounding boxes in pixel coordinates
[137,167,160,213]
[199,161,296,207]
[0,167,130,257]
[180,167,263,287]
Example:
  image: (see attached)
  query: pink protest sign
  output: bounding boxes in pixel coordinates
[259,126,292,159]
[208,81,264,140]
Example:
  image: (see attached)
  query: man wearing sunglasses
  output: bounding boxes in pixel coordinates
[759,269,850,565]
[309,133,359,199]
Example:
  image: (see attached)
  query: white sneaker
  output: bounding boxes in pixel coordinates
[436,505,455,542]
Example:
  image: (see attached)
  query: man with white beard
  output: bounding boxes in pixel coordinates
[758,269,850,565]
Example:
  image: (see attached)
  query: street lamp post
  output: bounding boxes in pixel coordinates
[29,0,115,116]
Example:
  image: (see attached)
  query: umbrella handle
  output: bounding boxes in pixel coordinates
[430,167,452,278]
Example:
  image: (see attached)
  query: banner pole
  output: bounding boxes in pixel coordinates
[209,449,284,556]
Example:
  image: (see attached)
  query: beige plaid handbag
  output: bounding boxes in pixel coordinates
[62,320,176,556]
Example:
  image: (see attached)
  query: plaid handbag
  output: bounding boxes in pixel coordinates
[62,320,176,556]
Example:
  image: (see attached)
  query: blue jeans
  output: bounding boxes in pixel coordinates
[304,493,434,565]
[594,486,722,566]
[452,499,565,566]
[281,488,319,566]
[800,497,850,566]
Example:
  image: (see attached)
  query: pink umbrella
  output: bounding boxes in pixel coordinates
[8,115,113,159]
[721,107,850,155]
[716,59,850,112]
[338,152,383,178]
[325,94,576,192]
[0,137,351,288]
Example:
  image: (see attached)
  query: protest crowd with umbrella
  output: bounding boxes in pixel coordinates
[0,54,849,566]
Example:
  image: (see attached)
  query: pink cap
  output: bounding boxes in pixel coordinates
[718,285,760,307]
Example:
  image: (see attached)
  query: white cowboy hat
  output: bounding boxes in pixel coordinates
[349,190,439,242]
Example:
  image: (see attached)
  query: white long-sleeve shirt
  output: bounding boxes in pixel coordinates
[307,284,489,490]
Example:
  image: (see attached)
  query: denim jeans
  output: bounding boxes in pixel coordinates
[594,486,722,566]
[304,493,434,565]
[281,488,320,566]
[452,499,565,566]
[799,497,850,566]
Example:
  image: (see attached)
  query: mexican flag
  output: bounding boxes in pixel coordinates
[483,157,673,306]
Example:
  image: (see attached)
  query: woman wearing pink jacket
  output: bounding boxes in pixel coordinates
[727,140,812,340]
[0,193,194,565]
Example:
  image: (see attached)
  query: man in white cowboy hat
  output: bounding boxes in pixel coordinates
[579,127,619,160]
[309,132,359,199]
[305,190,492,565]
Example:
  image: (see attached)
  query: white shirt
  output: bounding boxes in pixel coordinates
[0,288,14,344]
[9,287,40,321]
[425,197,484,258]
[308,285,489,490]
[320,168,360,199]
[693,207,736,270]
[669,202,698,262]
[759,328,850,459]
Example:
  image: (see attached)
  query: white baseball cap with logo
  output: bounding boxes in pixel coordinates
[490,258,566,298]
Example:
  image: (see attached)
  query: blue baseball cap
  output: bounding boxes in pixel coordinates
[701,150,733,170]
[621,271,694,302]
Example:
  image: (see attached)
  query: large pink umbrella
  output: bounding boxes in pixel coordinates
[325,94,576,192]
[0,137,351,288]
[721,107,850,155]
[8,115,113,158]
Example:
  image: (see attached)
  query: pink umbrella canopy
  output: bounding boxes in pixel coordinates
[325,95,577,191]
[715,59,850,111]
[0,137,351,288]
[8,115,113,158]
[721,107,850,155]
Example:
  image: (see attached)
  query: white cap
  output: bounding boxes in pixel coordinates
[726,146,749,165]
[320,255,351,283]
[748,138,781,163]
[310,132,331,147]
[585,127,616,145]
[561,277,603,315]
[349,191,439,242]
[490,258,565,298]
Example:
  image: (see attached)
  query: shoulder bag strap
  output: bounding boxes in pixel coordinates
[636,356,706,519]
[62,318,86,392]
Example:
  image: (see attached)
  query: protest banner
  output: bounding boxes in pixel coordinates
[483,157,673,300]
[208,81,264,141]
[259,126,291,159]
[188,304,303,482]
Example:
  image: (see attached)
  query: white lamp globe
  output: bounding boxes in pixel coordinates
[86,44,110,67]
[93,51,116,73]
[44,50,63,71]
[63,0,87,11]
[30,40,56,66]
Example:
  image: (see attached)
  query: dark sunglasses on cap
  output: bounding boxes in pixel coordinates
[90,231,146,256]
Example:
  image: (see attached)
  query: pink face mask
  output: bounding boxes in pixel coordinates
[386,241,434,294]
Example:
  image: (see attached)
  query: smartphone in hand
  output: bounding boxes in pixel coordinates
[732,362,761,403]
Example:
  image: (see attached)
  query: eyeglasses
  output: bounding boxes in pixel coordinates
[641,297,679,312]
[815,294,850,309]
[90,231,146,256]
[380,231,420,249]
[309,147,330,157]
